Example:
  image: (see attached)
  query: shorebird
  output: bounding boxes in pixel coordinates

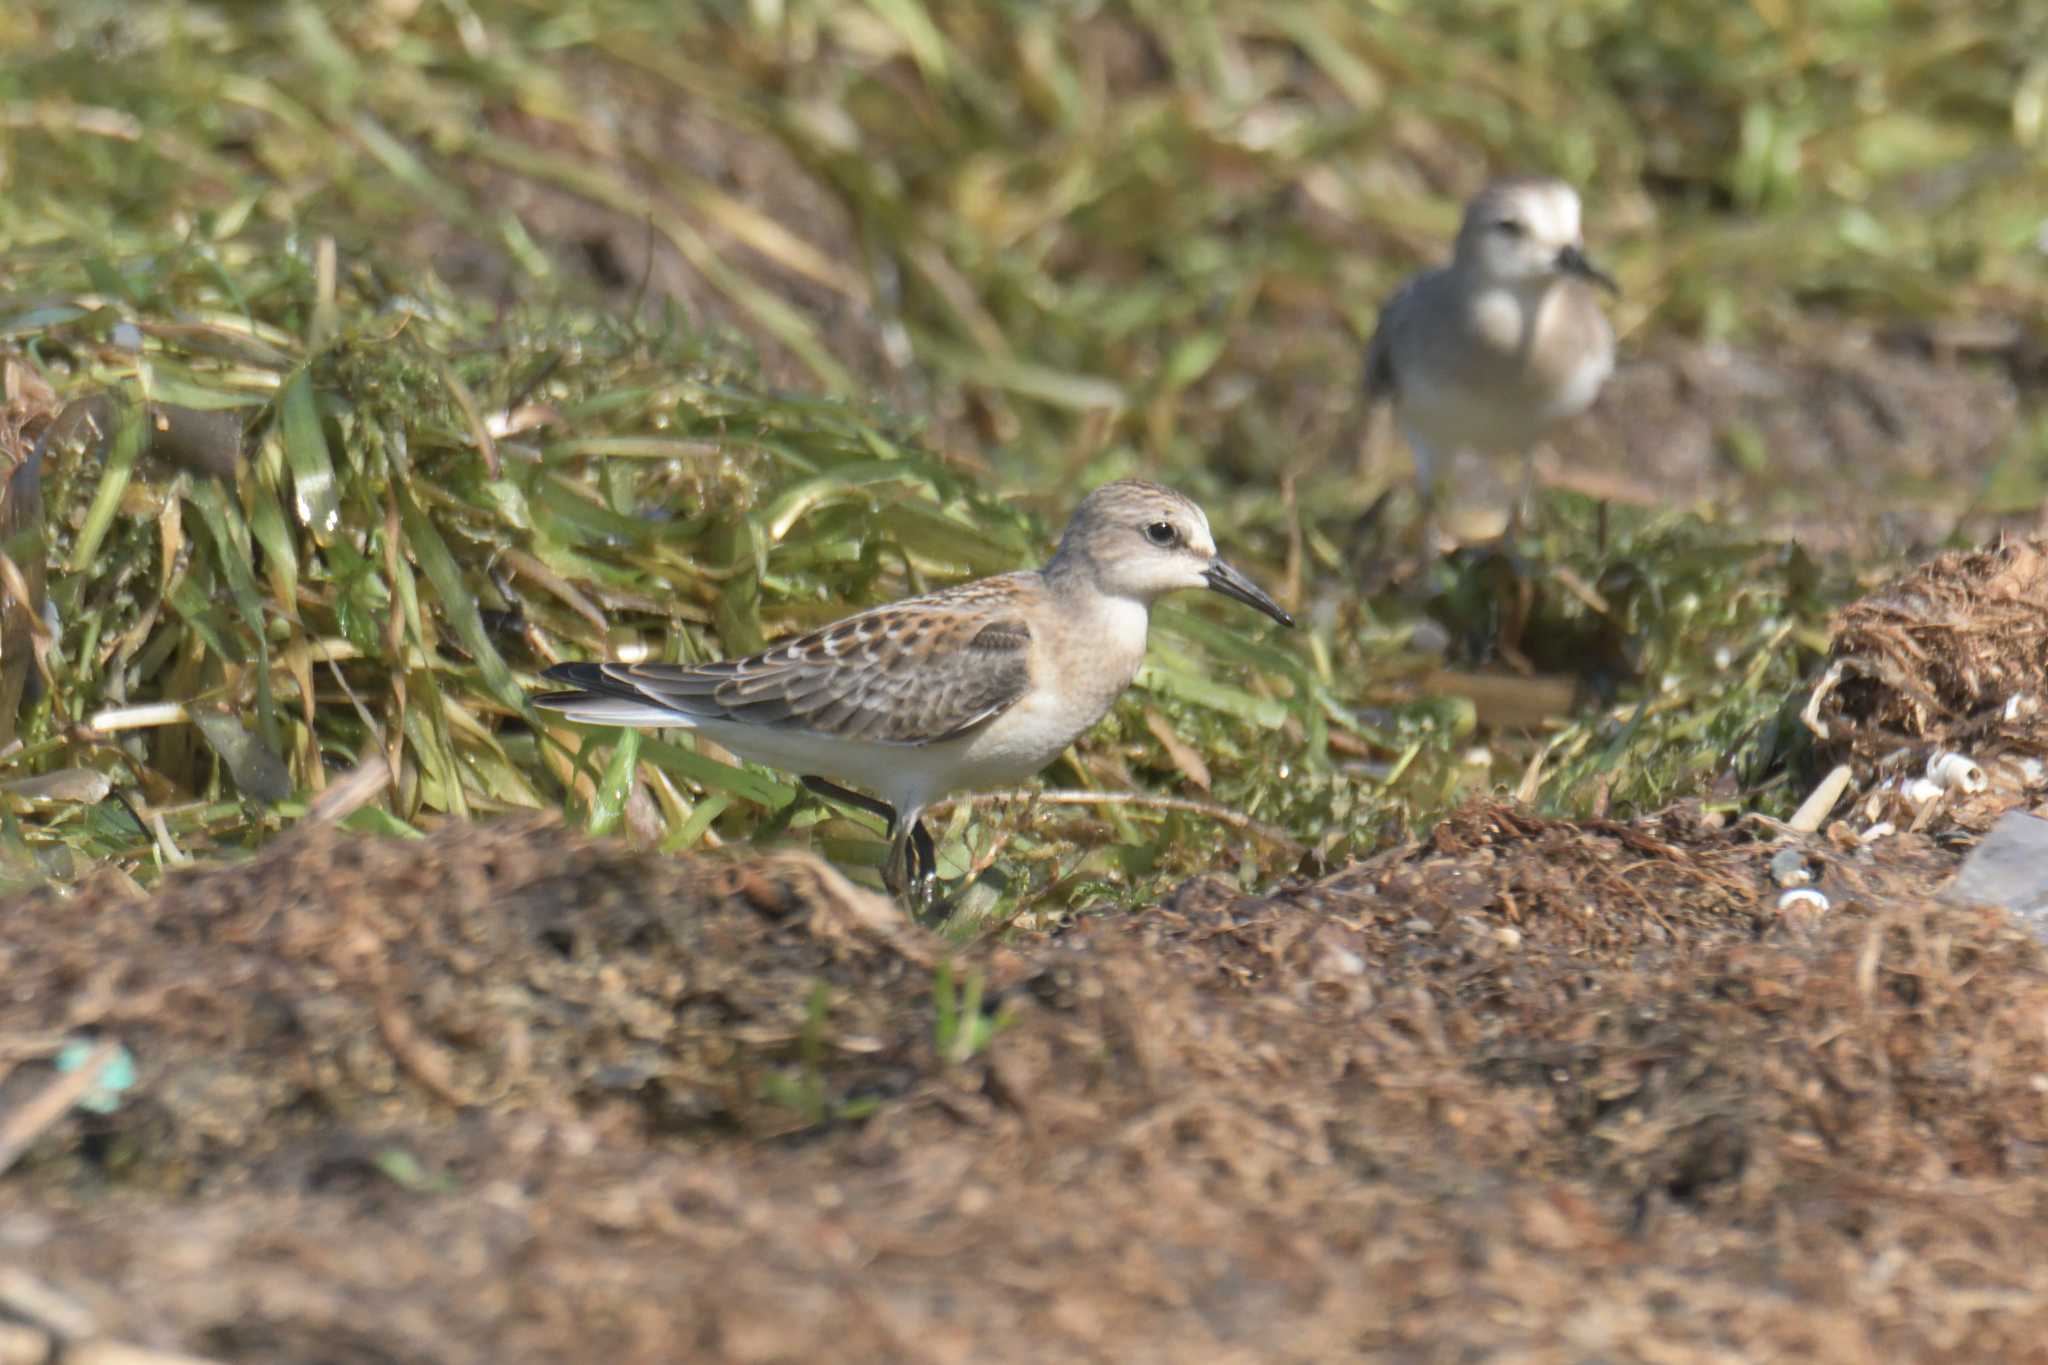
[533,480,1294,902]
[1363,176,1618,546]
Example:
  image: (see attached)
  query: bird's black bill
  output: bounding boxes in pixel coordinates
[1203,560,1295,627]
[1556,245,1619,296]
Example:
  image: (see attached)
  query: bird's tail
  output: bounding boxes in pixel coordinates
[531,662,696,728]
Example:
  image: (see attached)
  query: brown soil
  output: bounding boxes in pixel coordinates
[4,798,2048,1363]
[1560,330,2022,545]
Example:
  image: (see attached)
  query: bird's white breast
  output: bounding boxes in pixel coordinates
[958,591,1149,781]
[1398,280,1612,452]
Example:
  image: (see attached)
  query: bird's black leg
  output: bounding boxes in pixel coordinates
[882,827,909,898]
[799,776,931,906]
[830,789,935,912]
[875,809,939,916]
[800,775,897,833]
[909,818,937,889]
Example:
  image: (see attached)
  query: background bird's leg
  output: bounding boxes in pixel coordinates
[1404,426,1445,557]
[1506,447,1539,541]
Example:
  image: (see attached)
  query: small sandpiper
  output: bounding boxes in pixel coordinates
[533,480,1294,901]
[1363,176,1618,546]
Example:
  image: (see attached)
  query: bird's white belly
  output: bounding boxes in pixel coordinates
[692,720,958,814]
[1400,369,1533,453]
[691,694,1112,820]
[954,684,1115,785]
[1401,341,1613,453]
[1398,281,1614,455]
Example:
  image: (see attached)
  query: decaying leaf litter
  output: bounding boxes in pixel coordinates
[2,1,2048,1360]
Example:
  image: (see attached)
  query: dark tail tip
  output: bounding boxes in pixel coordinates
[540,661,608,688]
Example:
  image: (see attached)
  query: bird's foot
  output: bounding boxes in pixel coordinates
[882,818,947,922]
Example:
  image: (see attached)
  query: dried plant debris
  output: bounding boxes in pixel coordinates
[0,818,952,1177]
[1805,539,2048,830]
[7,811,2048,1361]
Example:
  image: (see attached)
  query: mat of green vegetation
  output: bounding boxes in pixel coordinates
[0,0,2042,920]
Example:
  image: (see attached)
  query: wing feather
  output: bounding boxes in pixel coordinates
[1363,265,1450,405]
[536,576,1037,746]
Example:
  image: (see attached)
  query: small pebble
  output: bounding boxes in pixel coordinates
[1408,619,1451,656]
[54,1039,137,1115]
[1948,811,2048,945]
[1768,848,1813,888]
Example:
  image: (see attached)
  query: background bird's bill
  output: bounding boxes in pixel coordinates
[1556,245,1619,295]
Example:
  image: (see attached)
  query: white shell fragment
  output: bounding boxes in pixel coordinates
[1788,762,1854,834]
[1902,776,1945,808]
[1777,888,1829,914]
[1926,750,1988,794]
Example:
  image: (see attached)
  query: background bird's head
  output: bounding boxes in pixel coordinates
[1454,177,1617,295]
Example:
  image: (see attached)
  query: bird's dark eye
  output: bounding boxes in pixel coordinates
[1493,218,1525,237]
[1143,521,1179,547]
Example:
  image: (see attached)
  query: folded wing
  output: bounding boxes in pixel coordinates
[1364,268,1434,405]
[535,591,1034,746]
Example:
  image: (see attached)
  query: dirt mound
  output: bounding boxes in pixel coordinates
[1568,333,2016,518]
[1378,328,2018,548]
[0,818,953,1168]
[4,808,2048,1361]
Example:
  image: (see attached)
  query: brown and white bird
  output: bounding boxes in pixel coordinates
[1364,176,1618,543]
[533,480,1293,899]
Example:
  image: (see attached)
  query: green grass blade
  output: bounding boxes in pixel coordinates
[277,369,342,542]
[586,728,641,837]
[394,484,525,715]
[66,399,145,574]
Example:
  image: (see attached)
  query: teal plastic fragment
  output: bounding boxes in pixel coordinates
[54,1038,138,1115]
